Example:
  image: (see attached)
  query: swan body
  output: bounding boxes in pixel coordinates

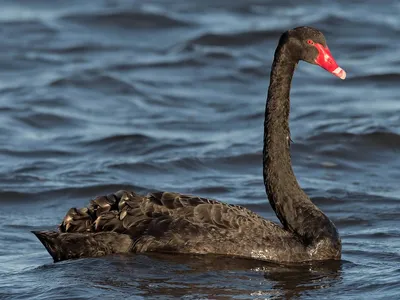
[33,26,345,263]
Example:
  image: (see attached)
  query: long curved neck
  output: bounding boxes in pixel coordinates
[263,42,339,246]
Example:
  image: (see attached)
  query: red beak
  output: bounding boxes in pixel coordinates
[314,43,346,80]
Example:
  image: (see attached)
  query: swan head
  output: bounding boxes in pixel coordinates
[285,26,346,80]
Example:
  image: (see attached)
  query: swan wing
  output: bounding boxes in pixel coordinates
[60,190,266,236]
[37,190,306,261]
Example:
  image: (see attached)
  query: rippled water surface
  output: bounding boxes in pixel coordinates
[1,0,400,299]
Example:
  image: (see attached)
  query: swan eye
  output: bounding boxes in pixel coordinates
[307,39,314,45]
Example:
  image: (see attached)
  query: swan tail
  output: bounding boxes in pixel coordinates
[32,231,134,262]
[32,231,63,261]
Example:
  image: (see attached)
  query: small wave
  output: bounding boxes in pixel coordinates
[84,133,154,147]
[27,97,70,108]
[81,134,157,155]
[61,11,192,29]
[336,216,371,227]
[16,112,81,129]
[311,196,347,205]
[109,161,164,174]
[0,19,57,34]
[4,224,35,231]
[189,185,231,195]
[214,152,261,167]
[0,191,33,202]
[44,184,148,200]
[166,156,210,172]
[236,111,264,121]
[184,29,281,48]
[239,65,267,77]
[109,57,204,71]
[49,72,139,95]
[0,148,73,158]
[347,231,400,239]
[308,130,400,151]
[41,43,120,55]
[202,50,234,60]
[0,184,148,204]
[347,73,400,84]
[310,14,395,35]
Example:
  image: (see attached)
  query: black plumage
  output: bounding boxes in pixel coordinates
[33,27,343,263]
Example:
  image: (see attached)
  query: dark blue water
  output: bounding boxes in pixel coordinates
[1,0,400,299]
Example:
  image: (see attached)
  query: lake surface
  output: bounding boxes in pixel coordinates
[1,0,400,299]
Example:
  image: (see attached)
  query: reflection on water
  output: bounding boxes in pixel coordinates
[28,254,343,299]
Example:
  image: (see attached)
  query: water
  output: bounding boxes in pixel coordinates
[0,0,400,298]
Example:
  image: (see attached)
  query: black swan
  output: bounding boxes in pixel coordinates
[33,26,346,263]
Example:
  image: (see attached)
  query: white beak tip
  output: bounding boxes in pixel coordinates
[333,67,346,80]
